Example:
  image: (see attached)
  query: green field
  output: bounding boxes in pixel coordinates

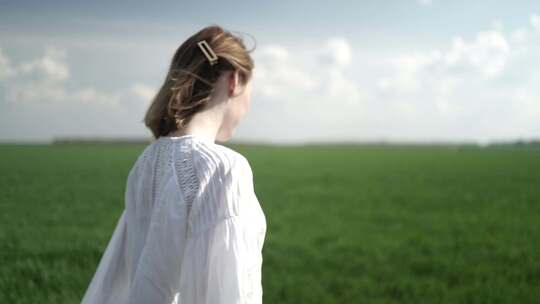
[1,143,539,303]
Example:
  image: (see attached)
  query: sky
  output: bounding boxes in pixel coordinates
[1,0,539,144]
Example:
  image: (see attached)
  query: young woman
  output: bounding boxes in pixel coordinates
[81,25,266,304]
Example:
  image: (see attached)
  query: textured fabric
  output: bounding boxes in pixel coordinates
[81,134,267,304]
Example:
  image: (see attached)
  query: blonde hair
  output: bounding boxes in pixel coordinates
[144,24,256,139]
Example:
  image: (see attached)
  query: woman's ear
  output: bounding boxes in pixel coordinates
[228,70,239,97]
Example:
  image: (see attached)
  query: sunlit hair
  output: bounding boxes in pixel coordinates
[144,24,256,139]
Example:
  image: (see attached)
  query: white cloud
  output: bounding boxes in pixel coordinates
[446,30,510,78]
[510,27,529,44]
[531,14,540,32]
[5,81,122,107]
[513,87,540,118]
[378,27,512,99]
[130,83,157,101]
[244,18,540,143]
[3,14,540,143]
[418,0,432,6]
[253,38,365,107]
[0,46,157,109]
[17,46,70,82]
[253,44,319,98]
[0,46,159,141]
[491,19,504,31]
[377,50,441,93]
[318,37,352,68]
[372,17,540,141]
[0,48,15,80]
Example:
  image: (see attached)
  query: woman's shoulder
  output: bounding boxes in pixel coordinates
[191,139,251,180]
[187,141,254,234]
[126,142,153,180]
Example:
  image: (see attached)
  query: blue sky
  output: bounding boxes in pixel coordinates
[1,1,539,143]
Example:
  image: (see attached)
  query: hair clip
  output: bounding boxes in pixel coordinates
[197,40,218,66]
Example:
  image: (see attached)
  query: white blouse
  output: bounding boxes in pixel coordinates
[80,134,267,304]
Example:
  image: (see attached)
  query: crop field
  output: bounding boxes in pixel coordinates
[1,142,539,303]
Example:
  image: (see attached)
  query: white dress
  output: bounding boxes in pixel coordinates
[80,134,267,304]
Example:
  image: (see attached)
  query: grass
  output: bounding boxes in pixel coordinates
[1,142,539,303]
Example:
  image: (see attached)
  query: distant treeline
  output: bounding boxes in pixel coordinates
[486,139,540,148]
[52,137,152,145]
[50,136,540,147]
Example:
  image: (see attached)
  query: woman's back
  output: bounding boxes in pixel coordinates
[81,134,266,304]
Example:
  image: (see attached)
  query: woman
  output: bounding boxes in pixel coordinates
[81,24,266,304]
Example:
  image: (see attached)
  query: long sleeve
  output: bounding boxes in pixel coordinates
[179,215,254,304]
[81,210,131,304]
[80,137,265,304]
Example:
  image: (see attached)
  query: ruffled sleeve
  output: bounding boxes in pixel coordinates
[178,143,255,304]
[80,210,130,304]
[179,215,251,304]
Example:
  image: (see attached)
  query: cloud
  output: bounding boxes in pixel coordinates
[379,28,511,97]
[17,46,70,82]
[372,17,540,140]
[244,16,540,143]
[239,37,372,142]
[130,83,157,101]
[376,26,517,103]
[448,31,510,78]
[0,48,15,80]
[5,81,120,106]
[417,0,433,6]
[318,37,352,68]
[253,45,318,99]
[0,45,158,141]
[0,46,158,109]
[253,37,365,107]
[3,13,540,143]
[0,46,119,107]
[531,14,540,32]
